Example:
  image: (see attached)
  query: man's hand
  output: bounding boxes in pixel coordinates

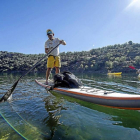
[60,40,64,44]
[45,48,52,53]
[60,40,66,45]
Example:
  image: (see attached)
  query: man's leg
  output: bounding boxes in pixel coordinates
[46,56,54,84]
[54,56,61,74]
[46,68,52,84]
[55,67,60,74]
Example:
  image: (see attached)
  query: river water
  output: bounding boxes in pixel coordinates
[0,72,140,140]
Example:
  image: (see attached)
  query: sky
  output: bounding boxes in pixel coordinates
[0,0,140,54]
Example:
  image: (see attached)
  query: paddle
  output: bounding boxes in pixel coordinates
[0,43,61,103]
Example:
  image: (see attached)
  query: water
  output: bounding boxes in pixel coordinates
[0,72,140,140]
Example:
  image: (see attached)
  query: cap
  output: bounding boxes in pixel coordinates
[46,29,54,35]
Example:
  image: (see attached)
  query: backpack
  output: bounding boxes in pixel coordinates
[53,71,82,88]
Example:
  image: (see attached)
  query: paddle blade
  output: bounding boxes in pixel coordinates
[129,66,136,69]
[0,80,19,103]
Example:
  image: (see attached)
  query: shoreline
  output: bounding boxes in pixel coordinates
[0,69,137,75]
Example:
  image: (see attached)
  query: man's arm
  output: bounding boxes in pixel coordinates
[45,41,51,54]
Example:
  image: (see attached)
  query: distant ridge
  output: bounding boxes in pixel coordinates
[0,41,140,73]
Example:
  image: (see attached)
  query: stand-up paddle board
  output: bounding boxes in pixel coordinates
[35,79,140,110]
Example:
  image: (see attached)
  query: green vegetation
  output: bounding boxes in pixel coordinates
[0,41,140,73]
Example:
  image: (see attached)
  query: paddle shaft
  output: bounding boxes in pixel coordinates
[0,43,61,102]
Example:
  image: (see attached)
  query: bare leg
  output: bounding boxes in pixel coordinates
[46,68,52,82]
[55,67,60,74]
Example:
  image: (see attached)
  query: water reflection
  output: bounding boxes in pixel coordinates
[108,74,122,79]
[43,93,66,139]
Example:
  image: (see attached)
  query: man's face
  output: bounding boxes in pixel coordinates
[48,34,54,40]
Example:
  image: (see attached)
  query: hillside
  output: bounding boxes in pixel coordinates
[0,41,140,73]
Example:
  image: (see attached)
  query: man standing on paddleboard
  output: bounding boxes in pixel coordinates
[45,29,66,85]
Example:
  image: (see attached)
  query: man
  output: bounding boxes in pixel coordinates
[45,29,66,84]
[136,69,140,78]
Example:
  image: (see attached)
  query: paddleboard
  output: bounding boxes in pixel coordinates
[35,79,140,110]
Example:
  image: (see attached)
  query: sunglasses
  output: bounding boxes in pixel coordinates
[48,34,53,36]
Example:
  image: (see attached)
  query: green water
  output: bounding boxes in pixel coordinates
[0,72,140,140]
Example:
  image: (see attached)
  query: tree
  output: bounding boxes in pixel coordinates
[128,41,133,45]
[135,56,140,65]
[105,61,113,69]
[112,61,119,68]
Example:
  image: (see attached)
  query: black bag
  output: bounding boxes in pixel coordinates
[54,71,82,88]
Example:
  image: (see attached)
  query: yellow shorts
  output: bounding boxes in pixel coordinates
[47,56,61,68]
